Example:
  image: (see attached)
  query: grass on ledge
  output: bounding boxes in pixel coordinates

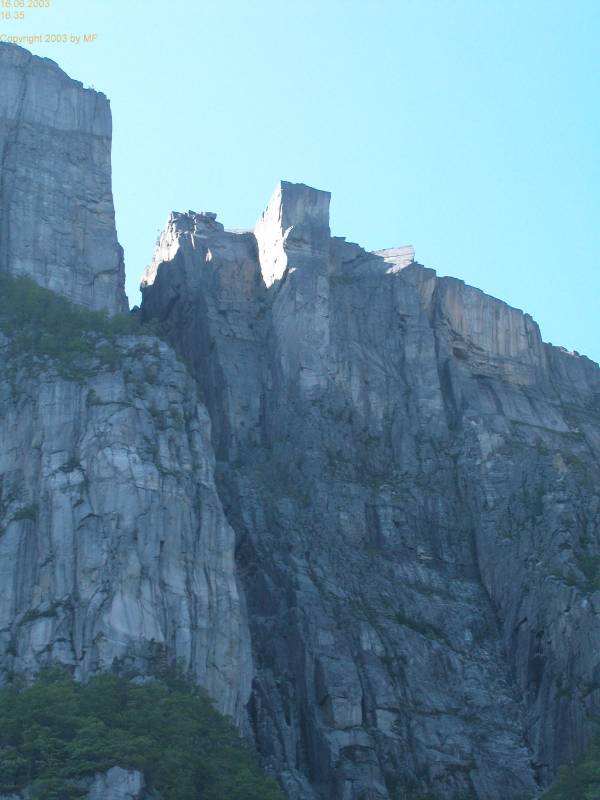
[0,273,159,377]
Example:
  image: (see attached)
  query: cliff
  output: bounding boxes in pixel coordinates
[0,44,127,313]
[141,181,600,799]
[1,43,599,800]
[0,283,252,725]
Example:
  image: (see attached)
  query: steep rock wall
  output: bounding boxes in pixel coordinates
[0,44,127,313]
[0,44,252,734]
[1,40,598,799]
[0,330,252,723]
[141,181,600,799]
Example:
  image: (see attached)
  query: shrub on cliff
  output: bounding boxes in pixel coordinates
[544,734,600,799]
[0,273,159,376]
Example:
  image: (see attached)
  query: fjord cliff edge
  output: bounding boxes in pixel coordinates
[140,183,600,799]
[1,44,600,800]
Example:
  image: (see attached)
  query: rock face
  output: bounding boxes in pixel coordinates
[141,180,600,799]
[2,42,600,800]
[0,44,127,313]
[84,767,151,800]
[0,330,252,723]
[0,767,153,800]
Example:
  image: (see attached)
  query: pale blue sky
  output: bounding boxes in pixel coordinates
[11,0,600,361]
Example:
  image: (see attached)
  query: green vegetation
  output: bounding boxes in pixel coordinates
[562,554,600,595]
[544,732,600,799]
[578,555,600,593]
[0,667,285,800]
[395,611,445,643]
[20,602,62,625]
[11,505,37,522]
[0,273,159,378]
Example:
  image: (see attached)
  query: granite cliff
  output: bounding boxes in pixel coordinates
[141,183,600,799]
[1,43,600,800]
[0,44,127,313]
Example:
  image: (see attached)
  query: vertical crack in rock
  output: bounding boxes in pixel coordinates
[0,338,253,725]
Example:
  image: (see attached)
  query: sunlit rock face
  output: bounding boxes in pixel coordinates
[0,43,127,313]
[0,333,252,725]
[142,180,600,799]
[0,46,252,730]
[1,40,600,800]
[254,181,331,286]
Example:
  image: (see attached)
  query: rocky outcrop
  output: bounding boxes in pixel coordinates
[0,44,127,313]
[141,181,600,799]
[0,767,153,800]
[85,767,151,800]
[0,329,252,723]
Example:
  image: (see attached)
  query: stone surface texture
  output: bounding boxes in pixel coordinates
[0,331,252,724]
[0,43,127,313]
[85,767,151,800]
[140,180,600,799]
[2,43,600,800]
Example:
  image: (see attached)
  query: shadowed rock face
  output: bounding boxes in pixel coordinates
[141,180,600,800]
[0,44,127,313]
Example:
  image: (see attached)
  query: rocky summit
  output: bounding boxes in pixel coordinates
[1,43,600,800]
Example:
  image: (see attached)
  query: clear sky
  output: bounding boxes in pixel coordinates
[7,0,600,362]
